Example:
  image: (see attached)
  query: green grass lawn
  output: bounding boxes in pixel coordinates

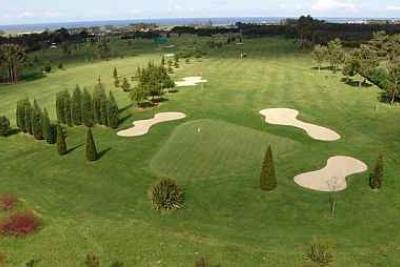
[0,37,400,266]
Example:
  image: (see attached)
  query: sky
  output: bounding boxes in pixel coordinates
[0,0,400,25]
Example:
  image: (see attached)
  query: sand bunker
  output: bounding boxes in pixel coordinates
[117,112,186,137]
[164,53,175,57]
[175,76,208,87]
[294,156,368,192]
[259,108,340,141]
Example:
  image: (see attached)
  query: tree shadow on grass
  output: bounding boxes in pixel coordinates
[98,147,112,160]
[4,128,21,137]
[22,72,46,82]
[119,114,132,125]
[67,144,83,154]
[150,97,168,104]
[119,103,134,113]
[341,78,372,88]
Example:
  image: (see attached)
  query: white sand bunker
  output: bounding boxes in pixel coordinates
[175,76,208,87]
[294,156,368,192]
[259,108,340,141]
[164,53,175,57]
[117,112,186,137]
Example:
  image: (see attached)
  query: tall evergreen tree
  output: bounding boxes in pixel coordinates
[63,91,73,126]
[107,92,119,129]
[86,128,98,162]
[82,88,94,127]
[370,155,384,189]
[41,108,51,141]
[113,67,118,80]
[93,82,107,124]
[121,77,131,92]
[47,124,57,144]
[72,85,82,125]
[56,91,66,123]
[24,102,33,135]
[31,100,43,140]
[260,146,277,191]
[56,124,67,155]
[16,98,30,131]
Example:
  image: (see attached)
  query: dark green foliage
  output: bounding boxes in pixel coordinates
[107,92,119,129]
[31,100,44,140]
[56,91,66,124]
[44,64,51,73]
[82,88,94,127]
[370,155,384,189]
[0,116,11,136]
[305,240,334,267]
[47,124,57,144]
[56,125,67,156]
[63,91,72,126]
[150,178,184,211]
[85,253,100,267]
[93,82,107,125]
[24,103,33,135]
[16,98,30,130]
[113,67,118,80]
[85,128,98,162]
[121,77,131,92]
[260,146,277,191]
[72,85,82,125]
[41,108,50,141]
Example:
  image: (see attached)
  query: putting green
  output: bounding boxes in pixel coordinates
[150,119,299,182]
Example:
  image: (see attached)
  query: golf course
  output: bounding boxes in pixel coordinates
[0,35,399,266]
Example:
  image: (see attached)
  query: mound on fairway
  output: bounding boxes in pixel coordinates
[150,119,298,181]
[259,108,341,141]
[294,156,368,192]
[117,112,186,137]
[175,76,208,87]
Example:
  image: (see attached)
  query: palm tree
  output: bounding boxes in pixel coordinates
[0,44,25,84]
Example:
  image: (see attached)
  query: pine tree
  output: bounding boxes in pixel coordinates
[47,124,57,144]
[56,91,66,123]
[161,56,165,66]
[56,124,67,155]
[121,77,131,92]
[24,102,33,135]
[113,67,118,80]
[41,108,51,141]
[370,155,384,189]
[72,85,82,125]
[32,100,43,140]
[86,128,98,162]
[107,92,119,129]
[63,91,73,126]
[16,98,30,131]
[260,146,277,191]
[93,83,107,124]
[82,88,94,127]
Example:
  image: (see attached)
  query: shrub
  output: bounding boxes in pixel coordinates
[0,212,40,237]
[86,128,98,162]
[370,155,384,189]
[85,253,100,267]
[150,178,184,211]
[44,64,52,73]
[0,116,11,136]
[305,241,334,266]
[0,194,18,210]
[56,124,67,155]
[58,63,64,69]
[260,146,277,191]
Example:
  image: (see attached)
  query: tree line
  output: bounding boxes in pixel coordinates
[312,32,400,104]
[130,62,175,106]
[56,82,119,128]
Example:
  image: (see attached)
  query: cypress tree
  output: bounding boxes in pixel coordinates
[56,124,67,155]
[56,91,65,123]
[121,77,131,92]
[260,146,277,191]
[370,155,384,189]
[72,85,82,125]
[24,102,33,135]
[32,100,44,140]
[82,88,94,127]
[93,84,107,124]
[113,67,118,80]
[47,124,57,144]
[107,92,119,129]
[63,91,73,126]
[16,99,25,130]
[41,108,50,141]
[86,128,98,162]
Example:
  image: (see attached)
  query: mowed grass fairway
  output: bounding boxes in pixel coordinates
[0,37,400,266]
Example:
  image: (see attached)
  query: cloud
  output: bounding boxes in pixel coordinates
[386,5,400,11]
[312,0,357,12]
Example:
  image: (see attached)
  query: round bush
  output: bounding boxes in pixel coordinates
[0,212,40,237]
[0,116,10,136]
[150,178,184,211]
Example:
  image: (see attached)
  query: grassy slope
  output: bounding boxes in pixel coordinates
[0,37,399,266]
